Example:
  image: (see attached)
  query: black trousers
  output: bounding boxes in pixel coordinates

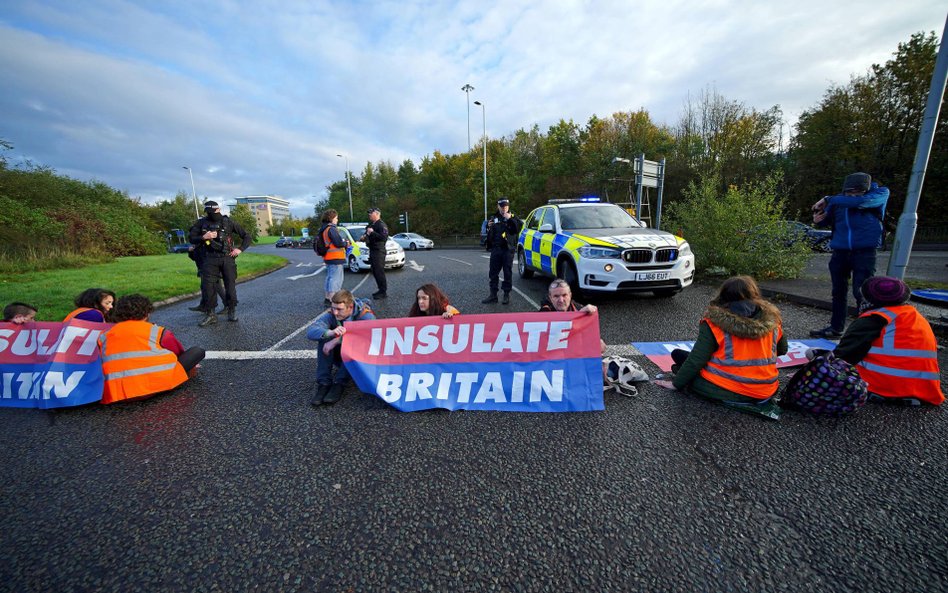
[369,249,387,293]
[178,346,206,373]
[201,254,238,311]
[488,249,514,293]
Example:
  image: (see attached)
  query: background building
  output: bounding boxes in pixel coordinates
[231,195,290,235]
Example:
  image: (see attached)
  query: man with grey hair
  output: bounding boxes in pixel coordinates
[539,279,598,315]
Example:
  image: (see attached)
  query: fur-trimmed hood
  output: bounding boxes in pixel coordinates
[704,300,781,339]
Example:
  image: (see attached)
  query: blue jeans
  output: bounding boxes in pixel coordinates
[828,248,877,331]
[316,342,349,385]
[324,263,344,294]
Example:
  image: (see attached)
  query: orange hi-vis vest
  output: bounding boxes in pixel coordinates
[322,225,345,262]
[699,319,781,399]
[856,305,944,405]
[97,320,189,404]
[63,307,94,322]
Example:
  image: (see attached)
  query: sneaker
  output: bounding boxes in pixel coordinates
[481,294,498,304]
[809,326,843,339]
[323,383,344,404]
[502,292,510,305]
[188,305,205,312]
[227,307,238,322]
[372,292,388,299]
[198,313,217,327]
[311,383,330,406]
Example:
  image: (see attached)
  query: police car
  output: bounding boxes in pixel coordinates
[338,223,405,273]
[517,200,694,296]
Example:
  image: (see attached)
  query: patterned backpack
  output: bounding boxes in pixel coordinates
[781,352,869,416]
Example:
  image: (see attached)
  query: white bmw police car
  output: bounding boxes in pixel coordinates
[517,200,694,296]
[338,224,405,273]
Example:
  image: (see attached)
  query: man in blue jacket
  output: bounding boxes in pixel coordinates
[306,289,376,406]
[810,172,889,339]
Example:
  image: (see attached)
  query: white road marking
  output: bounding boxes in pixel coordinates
[295,262,314,267]
[439,256,472,266]
[288,269,324,280]
[511,286,539,309]
[408,260,425,272]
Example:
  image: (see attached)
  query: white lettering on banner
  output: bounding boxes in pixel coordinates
[376,370,564,405]
[1,371,85,399]
[368,321,574,357]
[0,327,103,357]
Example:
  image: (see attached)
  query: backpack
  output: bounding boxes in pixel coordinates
[603,356,649,398]
[781,352,868,416]
[314,227,329,256]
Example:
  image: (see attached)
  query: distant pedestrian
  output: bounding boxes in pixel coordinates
[189,200,251,326]
[2,302,37,324]
[409,283,459,318]
[364,207,389,299]
[317,209,349,307]
[306,290,376,406]
[810,172,889,339]
[481,197,523,305]
[833,276,943,406]
[669,276,787,420]
[63,288,116,323]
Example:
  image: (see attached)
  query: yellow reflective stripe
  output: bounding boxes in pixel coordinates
[566,233,613,247]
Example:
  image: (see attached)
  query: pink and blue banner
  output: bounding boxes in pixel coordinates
[342,312,605,412]
[0,320,110,409]
[632,338,839,373]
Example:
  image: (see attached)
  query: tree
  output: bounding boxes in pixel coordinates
[228,204,259,243]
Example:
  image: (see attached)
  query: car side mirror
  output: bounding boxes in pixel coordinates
[539,223,554,233]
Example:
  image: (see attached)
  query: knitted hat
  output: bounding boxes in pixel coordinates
[861,276,911,308]
[842,172,871,193]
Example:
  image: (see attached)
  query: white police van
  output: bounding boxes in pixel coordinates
[517,199,694,297]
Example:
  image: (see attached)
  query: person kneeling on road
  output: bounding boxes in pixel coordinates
[306,289,376,406]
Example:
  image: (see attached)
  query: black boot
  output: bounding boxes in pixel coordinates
[227,307,238,322]
[481,293,498,304]
[188,305,205,312]
[311,384,330,406]
[502,291,510,304]
[323,383,344,404]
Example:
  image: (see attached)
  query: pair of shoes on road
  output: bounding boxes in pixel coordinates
[198,313,217,327]
[316,383,343,405]
[372,291,388,299]
[809,326,843,339]
[311,383,330,406]
[482,293,498,304]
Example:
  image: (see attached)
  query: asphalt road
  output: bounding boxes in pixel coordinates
[1,246,946,593]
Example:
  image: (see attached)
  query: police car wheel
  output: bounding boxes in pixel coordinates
[518,249,534,279]
[558,258,580,295]
[348,256,361,274]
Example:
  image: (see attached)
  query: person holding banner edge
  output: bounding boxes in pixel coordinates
[3,302,37,324]
[409,284,459,319]
[307,289,376,406]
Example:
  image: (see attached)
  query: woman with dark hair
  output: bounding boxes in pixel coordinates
[667,275,787,419]
[408,284,459,319]
[63,288,116,322]
[97,294,205,404]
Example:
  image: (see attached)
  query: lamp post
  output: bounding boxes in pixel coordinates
[336,154,353,222]
[182,166,200,219]
[473,100,487,222]
[461,83,474,151]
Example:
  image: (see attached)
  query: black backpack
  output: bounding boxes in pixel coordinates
[314,227,329,256]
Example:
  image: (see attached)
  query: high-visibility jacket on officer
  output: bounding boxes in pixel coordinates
[98,320,189,404]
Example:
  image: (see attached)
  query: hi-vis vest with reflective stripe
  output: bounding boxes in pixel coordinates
[98,320,188,404]
[699,320,781,399]
[857,305,944,405]
[322,225,345,262]
[63,307,95,322]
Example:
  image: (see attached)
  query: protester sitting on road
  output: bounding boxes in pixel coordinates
[831,276,943,406]
[540,279,605,354]
[668,275,787,420]
[63,288,116,322]
[409,283,459,319]
[306,289,376,406]
[97,294,205,404]
[2,302,37,324]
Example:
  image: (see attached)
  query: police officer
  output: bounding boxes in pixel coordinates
[481,197,523,305]
[188,201,250,327]
[365,207,389,299]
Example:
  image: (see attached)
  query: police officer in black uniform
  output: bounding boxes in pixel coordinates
[481,197,523,305]
[188,201,250,326]
[365,207,389,298]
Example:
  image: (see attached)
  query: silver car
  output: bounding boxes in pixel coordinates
[391,232,434,250]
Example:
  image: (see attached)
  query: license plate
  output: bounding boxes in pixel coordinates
[635,272,669,281]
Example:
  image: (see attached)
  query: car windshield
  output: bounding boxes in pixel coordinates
[347,227,365,241]
[559,204,642,230]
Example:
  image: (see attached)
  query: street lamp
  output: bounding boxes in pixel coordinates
[182,166,200,218]
[336,154,353,222]
[461,83,474,151]
[473,100,487,222]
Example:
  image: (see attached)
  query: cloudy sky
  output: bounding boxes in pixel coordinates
[1,1,945,217]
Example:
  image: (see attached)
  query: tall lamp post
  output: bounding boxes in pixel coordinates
[336,154,353,222]
[462,83,474,151]
[473,100,487,222]
[182,166,200,218]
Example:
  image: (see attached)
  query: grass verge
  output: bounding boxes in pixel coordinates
[0,253,286,321]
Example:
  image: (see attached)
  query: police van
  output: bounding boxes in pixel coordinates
[517,199,694,297]
[338,223,405,273]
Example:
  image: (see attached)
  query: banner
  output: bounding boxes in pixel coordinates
[632,338,839,373]
[0,320,110,409]
[342,312,605,412]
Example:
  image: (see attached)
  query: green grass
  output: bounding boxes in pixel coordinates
[254,235,281,245]
[0,253,286,321]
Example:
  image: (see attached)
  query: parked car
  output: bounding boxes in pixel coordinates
[517,200,695,297]
[338,224,405,273]
[747,221,832,252]
[275,237,294,248]
[391,232,434,250]
[169,243,192,254]
[292,236,313,248]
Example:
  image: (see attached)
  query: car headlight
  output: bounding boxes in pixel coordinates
[577,246,622,259]
[678,242,692,256]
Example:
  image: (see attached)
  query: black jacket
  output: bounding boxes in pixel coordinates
[189,215,251,254]
[365,219,389,252]
[485,213,523,251]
